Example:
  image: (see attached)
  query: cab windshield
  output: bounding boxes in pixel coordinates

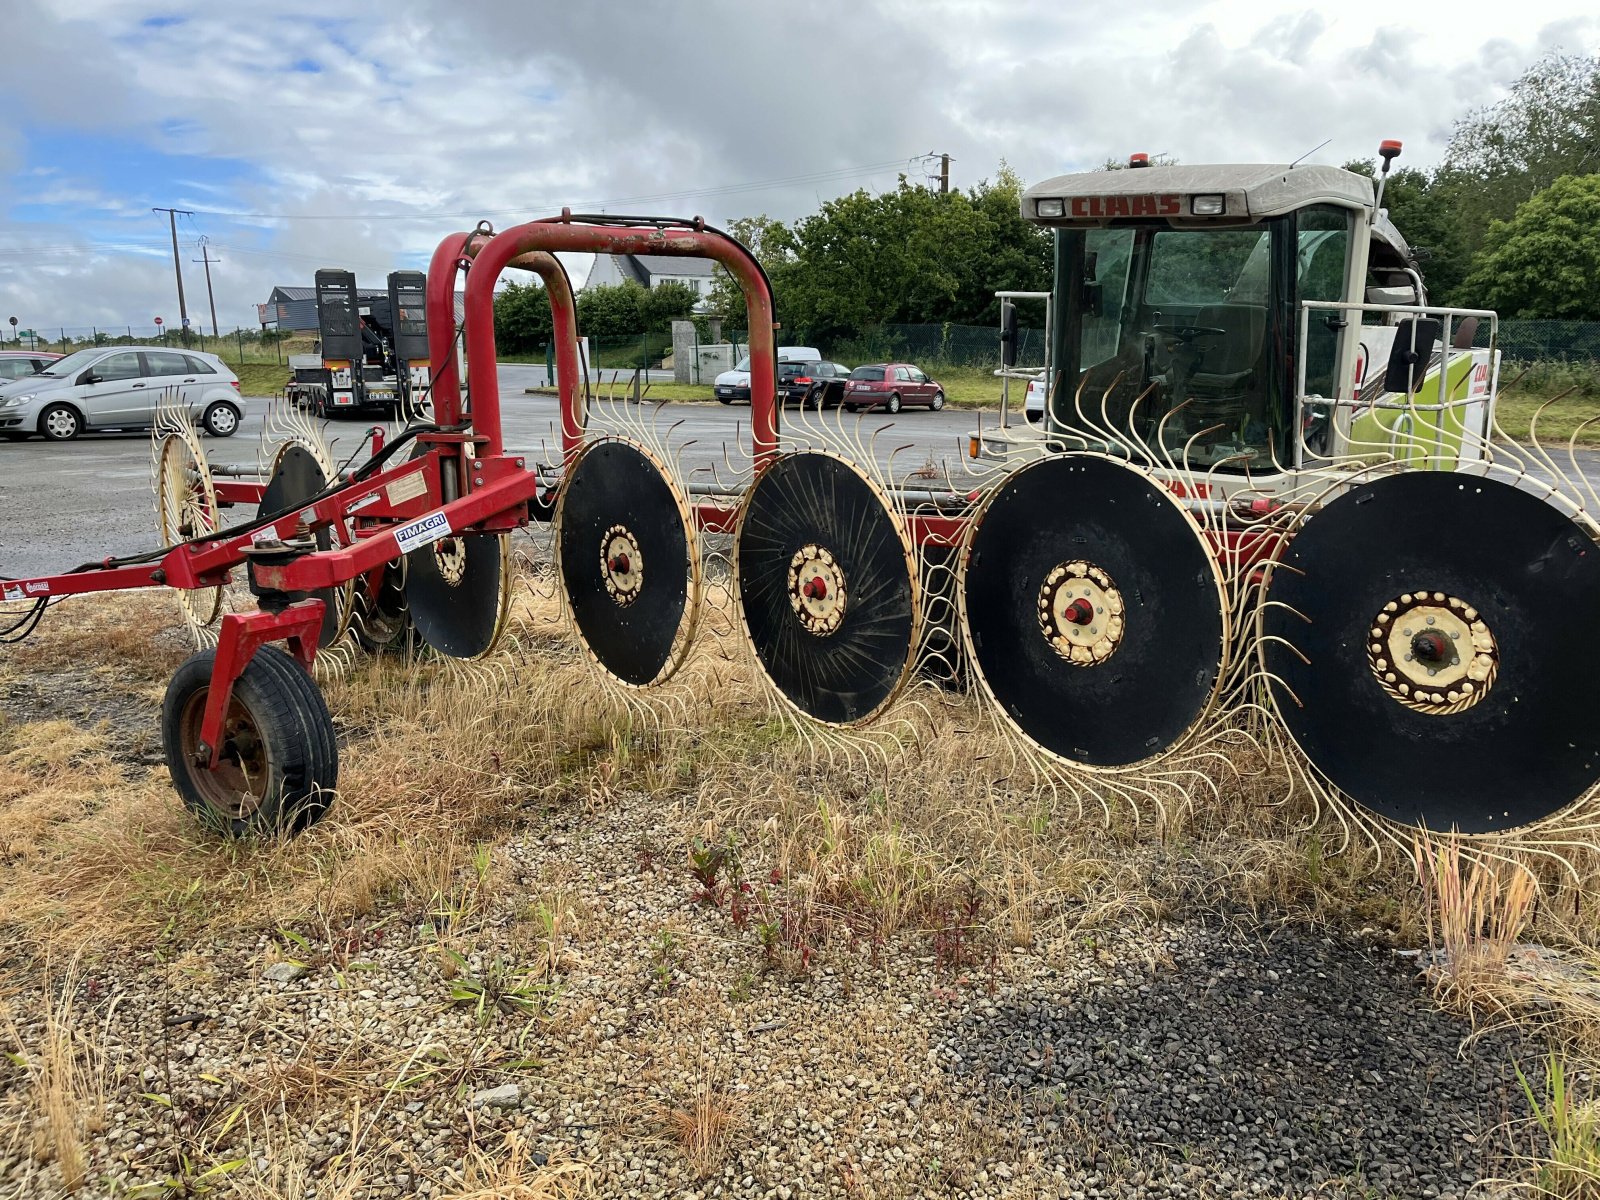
[1050,206,1348,470]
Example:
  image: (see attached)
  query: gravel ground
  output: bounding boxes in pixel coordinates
[1,783,1533,1199]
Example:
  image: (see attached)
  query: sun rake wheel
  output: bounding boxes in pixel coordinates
[254,442,354,647]
[403,529,512,659]
[154,427,224,630]
[161,646,338,837]
[958,453,1229,770]
[350,558,415,654]
[733,450,919,726]
[1262,470,1600,835]
[555,438,701,687]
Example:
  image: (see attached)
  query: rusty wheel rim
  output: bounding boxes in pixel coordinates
[179,688,271,821]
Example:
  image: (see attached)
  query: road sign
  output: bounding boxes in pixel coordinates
[182,317,191,328]
[154,317,164,326]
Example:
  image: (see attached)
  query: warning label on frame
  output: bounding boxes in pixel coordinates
[393,510,452,554]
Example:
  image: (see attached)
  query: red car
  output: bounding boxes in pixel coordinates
[843,363,945,413]
[0,349,61,383]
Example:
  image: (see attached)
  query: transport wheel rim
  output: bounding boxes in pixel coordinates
[211,405,238,434]
[178,688,270,820]
[1262,470,1600,835]
[45,408,77,438]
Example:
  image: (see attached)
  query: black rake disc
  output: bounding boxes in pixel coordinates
[735,451,917,726]
[557,438,698,687]
[405,530,510,659]
[1263,470,1600,835]
[960,453,1228,770]
[253,443,348,647]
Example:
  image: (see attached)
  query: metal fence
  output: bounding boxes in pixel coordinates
[13,319,1600,375]
[1,325,299,363]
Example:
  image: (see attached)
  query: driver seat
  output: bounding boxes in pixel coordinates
[1187,303,1266,393]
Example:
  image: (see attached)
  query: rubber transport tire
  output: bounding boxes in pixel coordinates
[161,645,338,838]
[931,390,945,411]
[886,394,901,414]
[39,403,81,441]
[844,403,858,413]
[718,396,734,405]
[203,402,241,437]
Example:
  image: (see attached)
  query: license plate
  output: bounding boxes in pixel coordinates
[334,394,353,406]
[717,388,731,395]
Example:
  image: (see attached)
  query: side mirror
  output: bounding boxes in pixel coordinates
[999,299,1018,368]
[80,372,102,385]
[1383,318,1442,393]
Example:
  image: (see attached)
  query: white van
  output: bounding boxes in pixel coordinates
[713,345,821,404]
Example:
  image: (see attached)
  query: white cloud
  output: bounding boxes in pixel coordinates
[0,0,1594,333]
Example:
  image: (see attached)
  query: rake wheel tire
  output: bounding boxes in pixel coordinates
[162,646,338,838]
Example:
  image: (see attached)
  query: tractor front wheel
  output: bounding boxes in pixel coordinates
[161,646,338,837]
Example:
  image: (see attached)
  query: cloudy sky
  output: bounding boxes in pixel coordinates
[0,0,1595,337]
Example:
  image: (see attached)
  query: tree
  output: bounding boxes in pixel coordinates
[1459,174,1600,319]
[493,279,553,355]
[707,215,797,326]
[637,280,699,330]
[1343,160,1471,304]
[1442,51,1600,251]
[771,170,1051,340]
[575,282,645,338]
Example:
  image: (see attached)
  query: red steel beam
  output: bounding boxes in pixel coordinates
[457,218,778,466]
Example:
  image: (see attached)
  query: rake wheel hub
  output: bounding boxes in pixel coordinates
[787,544,847,635]
[1368,591,1497,715]
[601,525,645,607]
[1038,561,1125,666]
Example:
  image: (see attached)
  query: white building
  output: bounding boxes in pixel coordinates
[581,253,717,311]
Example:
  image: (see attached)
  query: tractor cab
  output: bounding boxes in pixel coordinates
[995,150,1498,487]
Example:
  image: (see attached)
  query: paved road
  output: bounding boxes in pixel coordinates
[0,365,985,578]
[3,362,1597,579]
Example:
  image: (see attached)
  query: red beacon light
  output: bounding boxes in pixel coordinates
[1128,152,1150,169]
[1378,139,1403,165]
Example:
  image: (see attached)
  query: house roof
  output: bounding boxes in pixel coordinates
[629,254,715,278]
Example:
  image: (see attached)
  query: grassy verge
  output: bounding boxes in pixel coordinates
[529,365,1023,410]
[1495,389,1600,448]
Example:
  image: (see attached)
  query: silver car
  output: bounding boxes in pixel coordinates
[0,346,244,441]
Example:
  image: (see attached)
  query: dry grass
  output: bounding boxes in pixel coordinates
[7,578,1600,1192]
[442,1134,594,1198]
[0,957,109,1194]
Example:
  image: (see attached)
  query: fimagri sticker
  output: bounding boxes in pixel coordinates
[393,510,451,554]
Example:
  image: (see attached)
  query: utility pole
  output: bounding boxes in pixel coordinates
[939,153,950,195]
[192,238,220,338]
[152,207,194,332]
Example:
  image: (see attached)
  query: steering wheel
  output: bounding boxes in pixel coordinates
[1148,324,1227,344]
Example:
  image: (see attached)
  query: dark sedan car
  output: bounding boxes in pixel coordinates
[778,360,851,409]
[843,363,945,413]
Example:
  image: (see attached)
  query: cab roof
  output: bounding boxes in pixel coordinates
[1022,163,1375,224]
